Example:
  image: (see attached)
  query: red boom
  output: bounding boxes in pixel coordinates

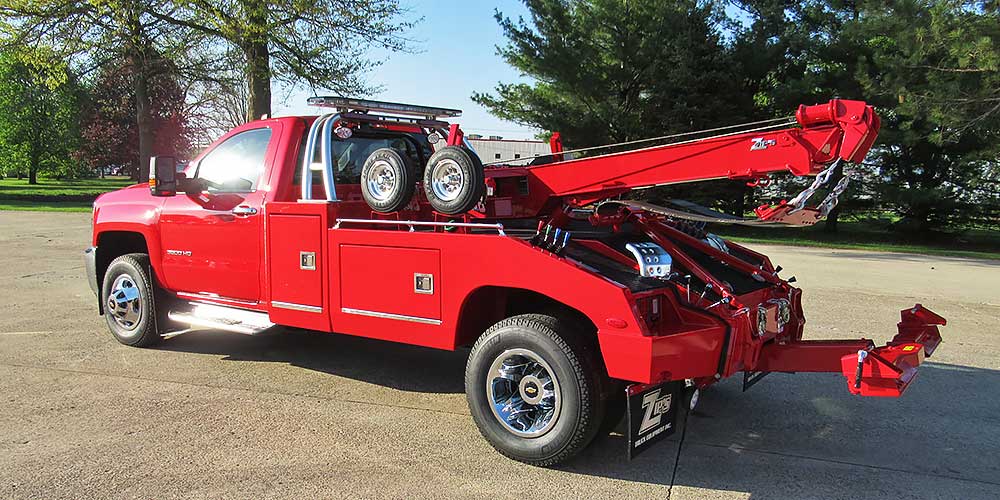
[495,99,880,217]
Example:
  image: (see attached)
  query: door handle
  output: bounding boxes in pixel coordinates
[232,205,258,216]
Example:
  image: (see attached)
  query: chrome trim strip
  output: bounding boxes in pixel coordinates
[341,307,442,325]
[334,218,505,236]
[272,301,323,313]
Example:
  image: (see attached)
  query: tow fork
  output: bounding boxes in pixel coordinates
[840,304,945,397]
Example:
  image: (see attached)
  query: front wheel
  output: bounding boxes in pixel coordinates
[101,253,161,347]
[465,314,605,466]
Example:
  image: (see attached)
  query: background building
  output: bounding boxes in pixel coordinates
[463,135,551,166]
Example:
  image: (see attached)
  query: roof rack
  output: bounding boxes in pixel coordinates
[307,96,462,119]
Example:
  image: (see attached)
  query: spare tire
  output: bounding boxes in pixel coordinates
[423,145,485,215]
[360,148,416,213]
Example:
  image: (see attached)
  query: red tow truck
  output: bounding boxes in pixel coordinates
[85,97,945,465]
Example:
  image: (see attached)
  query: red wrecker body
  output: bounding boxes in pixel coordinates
[85,97,945,464]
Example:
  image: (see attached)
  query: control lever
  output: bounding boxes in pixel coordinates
[854,350,868,389]
[696,283,713,307]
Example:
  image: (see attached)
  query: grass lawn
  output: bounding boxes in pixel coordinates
[0,176,134,200]
[0,200,94,212]
[716,221,1000,260]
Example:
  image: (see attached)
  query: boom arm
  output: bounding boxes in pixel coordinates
[514,100,880,216]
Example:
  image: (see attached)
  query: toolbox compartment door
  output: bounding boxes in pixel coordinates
[267,213,328,330]
[339,245,441,323]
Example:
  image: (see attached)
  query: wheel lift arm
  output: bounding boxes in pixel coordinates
[754,305,945,397]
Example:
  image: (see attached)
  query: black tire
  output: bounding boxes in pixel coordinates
[423,145,484,215]
[465,314,606,466]
[360,147,416,213]
[101,253,161,347]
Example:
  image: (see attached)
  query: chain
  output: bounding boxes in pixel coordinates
[818,170,852,216]
[786,159,844,214]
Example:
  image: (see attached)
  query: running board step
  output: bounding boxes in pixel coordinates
[165,303,274,337]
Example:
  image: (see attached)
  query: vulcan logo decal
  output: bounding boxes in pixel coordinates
[166,249,192,257]
[750,137,776,151]
[638,389,673,435]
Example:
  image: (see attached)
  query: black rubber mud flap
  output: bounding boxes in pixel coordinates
[626,380,683,460]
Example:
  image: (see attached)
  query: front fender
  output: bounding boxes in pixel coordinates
[92,189,167,287]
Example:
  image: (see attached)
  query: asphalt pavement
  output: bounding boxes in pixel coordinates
[1,211,998,499]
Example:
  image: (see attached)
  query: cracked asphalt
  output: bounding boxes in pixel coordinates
[1,211,998,499]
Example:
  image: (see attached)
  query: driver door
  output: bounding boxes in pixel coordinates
[158,125,278,303]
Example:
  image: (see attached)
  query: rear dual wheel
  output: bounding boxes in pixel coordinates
[360,145,484,215]
[465,314,608,466]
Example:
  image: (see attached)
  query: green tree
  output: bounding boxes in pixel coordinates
[857,0,1000,230]
[474,0,775,215]
[0,48,84,184]
[151,0,416,122]
[474,0,751,148]
[737,0,1000,231]
[730,0,873,231]
[1,0,212,182]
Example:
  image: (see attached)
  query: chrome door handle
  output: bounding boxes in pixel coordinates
[232,206,258,216]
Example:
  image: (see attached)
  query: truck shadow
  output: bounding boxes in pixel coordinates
[157,332,1000,496]
[564,362,1000,497]
[157,328,469,394]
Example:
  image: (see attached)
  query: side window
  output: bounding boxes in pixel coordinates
[196,128,272,192]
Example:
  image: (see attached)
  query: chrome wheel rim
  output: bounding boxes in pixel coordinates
[430,159,464,202]
[366,160,397,202]
[107,274,142,333]
[487,348,561,438]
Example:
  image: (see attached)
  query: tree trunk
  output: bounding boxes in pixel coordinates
[824,206,840,233]
[245,39,272,122]
[28,156,38,185]
[822,165,844,233]
[243,0,271,123]
[134,62,153,183]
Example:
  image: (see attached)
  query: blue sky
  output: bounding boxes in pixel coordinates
[275,1,540,140]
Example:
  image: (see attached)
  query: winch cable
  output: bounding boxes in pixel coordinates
[598,199,785,226]
[483,116,796,166]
